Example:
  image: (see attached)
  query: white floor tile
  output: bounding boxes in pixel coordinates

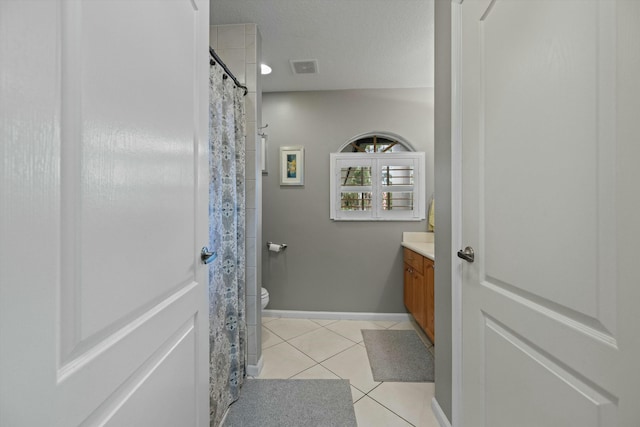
[290,364,340,380]
[369,382,437,427]
[262,326,284,349]
[372,320,399,328]
[388,321,418,331]
[288,327,355,362]
[321,344,380,394]
[414,404,441,427]
[354,396,412,427]
[325,320,386,343]
[261,316,279,323]
[263,318,321,340]
[257,342,316,379]
[350,385,365,403]
[309,318,338,326]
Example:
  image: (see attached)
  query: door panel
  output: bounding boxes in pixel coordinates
[79,317,198,426]
[484,318,615,427]
[100,321,198,427]
[460,0,638,425]
[0,1,210,425]
[480,0,614,329]
[63,0,198,345]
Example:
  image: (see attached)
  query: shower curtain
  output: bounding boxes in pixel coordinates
[208,63,247,426]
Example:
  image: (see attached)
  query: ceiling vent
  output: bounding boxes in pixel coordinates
[290,59,319,75]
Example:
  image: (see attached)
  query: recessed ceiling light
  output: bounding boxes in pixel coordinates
[260,64,272,75]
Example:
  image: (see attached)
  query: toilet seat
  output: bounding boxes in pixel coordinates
[260,287,269,309]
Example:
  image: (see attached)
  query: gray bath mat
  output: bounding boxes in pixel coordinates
[222,379,357,427]
[362,329,434,382]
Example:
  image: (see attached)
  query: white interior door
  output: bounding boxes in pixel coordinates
[0,1,210,425]
[458,0,640,426]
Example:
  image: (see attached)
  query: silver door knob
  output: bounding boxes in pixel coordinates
[457,246,475,263]
[201,247,217,265]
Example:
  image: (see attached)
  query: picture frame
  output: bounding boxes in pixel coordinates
[279,146,304,186]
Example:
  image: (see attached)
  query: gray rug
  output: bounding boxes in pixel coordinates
[362,329,434,382]
[222,379,357,427]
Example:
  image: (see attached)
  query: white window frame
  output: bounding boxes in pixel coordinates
[330,152,426,221]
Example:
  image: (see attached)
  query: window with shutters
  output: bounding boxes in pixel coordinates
[330,134,425,221]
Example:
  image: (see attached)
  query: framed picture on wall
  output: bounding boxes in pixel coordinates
[279,146,304,186]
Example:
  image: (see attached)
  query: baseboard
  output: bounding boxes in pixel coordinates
[431,397,452,427]
[246,355,263,377]
[262,309,411,323]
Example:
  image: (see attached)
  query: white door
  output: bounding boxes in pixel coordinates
[458,0,640,426]
[0,1,210,426]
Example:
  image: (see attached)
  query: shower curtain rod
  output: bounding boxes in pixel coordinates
[210,47,248,96]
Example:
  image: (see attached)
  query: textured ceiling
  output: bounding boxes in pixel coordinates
[210,0,434,93]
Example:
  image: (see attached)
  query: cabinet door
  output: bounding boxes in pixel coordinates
[425,258,435,342]
[403,262,414,312]
[413,269,426,330]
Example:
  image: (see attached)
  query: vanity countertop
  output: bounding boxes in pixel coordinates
[401,232,435,261]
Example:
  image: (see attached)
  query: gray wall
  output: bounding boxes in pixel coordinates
[262,89,434,313]
[434,0,453,422]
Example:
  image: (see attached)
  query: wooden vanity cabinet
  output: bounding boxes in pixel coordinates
[403,248,435,342]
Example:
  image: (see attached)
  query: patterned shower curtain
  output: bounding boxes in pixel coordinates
[208,63,246,426]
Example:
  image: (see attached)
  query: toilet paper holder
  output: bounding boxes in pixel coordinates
[266,241,287,251]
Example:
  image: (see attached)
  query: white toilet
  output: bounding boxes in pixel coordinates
[261,287,269,309]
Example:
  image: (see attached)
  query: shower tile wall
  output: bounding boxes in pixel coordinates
[210,24,263,370]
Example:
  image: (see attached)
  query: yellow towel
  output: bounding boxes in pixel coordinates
[427,197,435,231]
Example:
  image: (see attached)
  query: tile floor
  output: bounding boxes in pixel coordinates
[255,315,439,427]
